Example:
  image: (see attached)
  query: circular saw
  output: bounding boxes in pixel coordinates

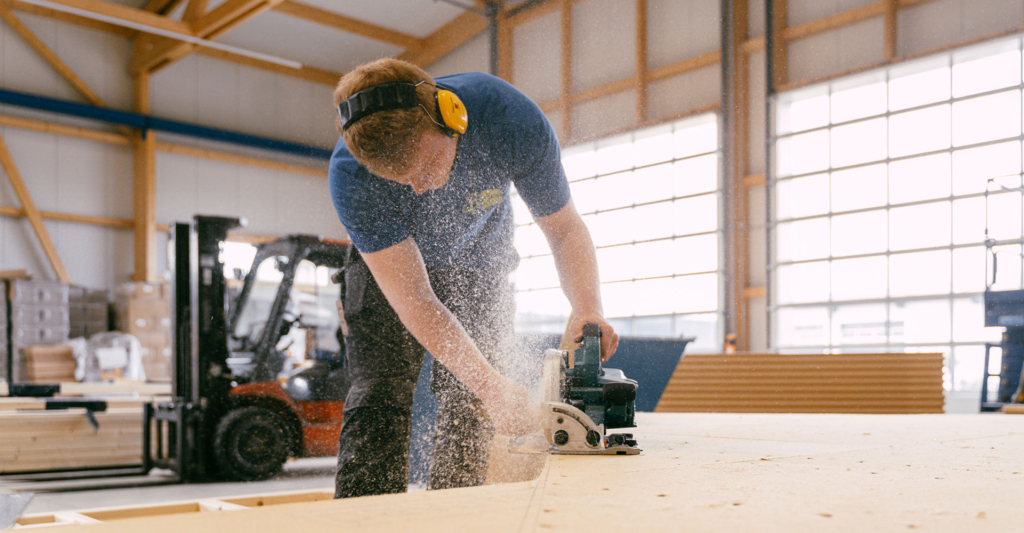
[511,323,641,456]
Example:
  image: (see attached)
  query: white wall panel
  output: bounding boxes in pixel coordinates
[647,64,720,121]
[545,109,564,144]
[788,0,878,27]
[748,0,765,39]
[747,184,766,286]
[571,89,636,142]
[154,152,197,224]
[1,13,131,107]
[0,14,345,289]
[5,219,51,279]
[56,223,108,288]
[272,175,340,236]
[648,0,719,70]
[55,137,109,217]
[748,296,768,351]
[787,18,885,84]
[2,129,57,211]
[572,0,635,93]
[194,159,242,218]
[152,55,337,148]
[899,0,1024,58]
[512,11,561,105]
[237,167,281,235]
[428,33,489,79]
[1,14,60,99]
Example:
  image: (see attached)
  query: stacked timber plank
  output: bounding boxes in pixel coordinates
[23,344,76,382]
[0,406,143,473]
[655,353,944,414]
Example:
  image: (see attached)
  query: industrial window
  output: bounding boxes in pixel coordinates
[513,114,723,352]
[769,36,1024,394]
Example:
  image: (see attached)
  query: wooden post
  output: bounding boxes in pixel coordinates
[884,0,898,61]
[0,133,70,282]
[497,8,513,82]
[559,0,573,142]
[770,0,788,89]
[722,0,750,351]
[132,68,157,282]
[635,0,648,125]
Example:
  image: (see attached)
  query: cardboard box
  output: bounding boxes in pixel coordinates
[142,354,172,381]
[115,282,171,376]
[8,279,69,306]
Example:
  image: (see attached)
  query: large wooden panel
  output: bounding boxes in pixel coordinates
[656,352,945,413]
[19,412,1024,531]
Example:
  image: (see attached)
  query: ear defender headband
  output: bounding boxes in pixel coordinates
[337,81,468,137]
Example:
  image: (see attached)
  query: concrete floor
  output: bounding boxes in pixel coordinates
[4,458,336,515]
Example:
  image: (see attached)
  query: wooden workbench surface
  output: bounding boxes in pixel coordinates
[61,412,1024,532]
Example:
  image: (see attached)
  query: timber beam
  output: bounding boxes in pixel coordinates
[398,11,490,67]
[273,1,423,51]
[131,0,283,75]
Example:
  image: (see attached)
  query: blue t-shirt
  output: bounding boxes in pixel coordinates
[328,72,570,274]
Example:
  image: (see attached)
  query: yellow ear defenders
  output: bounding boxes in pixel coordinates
[337,81,468,137]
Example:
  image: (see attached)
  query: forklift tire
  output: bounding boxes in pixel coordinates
[213,407,291,481]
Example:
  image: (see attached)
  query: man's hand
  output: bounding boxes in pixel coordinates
[569,313,619,362]
[482,376,541,437]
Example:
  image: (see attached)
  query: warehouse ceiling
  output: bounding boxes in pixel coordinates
[99,0,491,74]
[211,0,469,72]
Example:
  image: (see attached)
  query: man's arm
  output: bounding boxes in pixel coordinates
[360,237,538,435]
[535,200,620,361]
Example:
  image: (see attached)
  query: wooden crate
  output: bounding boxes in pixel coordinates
[655,353,945,414]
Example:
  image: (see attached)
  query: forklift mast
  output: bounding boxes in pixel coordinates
[145,216,243,481]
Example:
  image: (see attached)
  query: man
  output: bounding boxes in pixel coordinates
[328,58,618,498]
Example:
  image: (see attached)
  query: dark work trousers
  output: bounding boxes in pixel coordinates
[334,248,516,498]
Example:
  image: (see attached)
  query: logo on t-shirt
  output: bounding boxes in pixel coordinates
[463,188,503,215]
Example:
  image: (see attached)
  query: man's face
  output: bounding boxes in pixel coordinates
[381,129,458,194]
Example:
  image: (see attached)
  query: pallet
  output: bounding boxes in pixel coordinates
[655,352,945,414]
[14,488,335,528]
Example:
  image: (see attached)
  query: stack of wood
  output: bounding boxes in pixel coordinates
[22,344,75,382]
[655,353,945,414]
[0,401,144,473]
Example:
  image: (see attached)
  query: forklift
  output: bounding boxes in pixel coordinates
[144,215,351,481]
